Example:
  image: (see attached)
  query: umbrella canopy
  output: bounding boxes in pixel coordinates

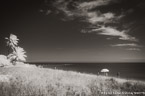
[101,68,109,72]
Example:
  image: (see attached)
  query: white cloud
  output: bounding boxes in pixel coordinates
[87,12,115,24]
[46,10,52,15]
[126,48,140,51]
[111,43,142,47]
[47,0,139,43]
[78,0,112,11]
[52,0,116,21]
[104,13,115,19]
[92,26,138,41]
[111,43,142,51]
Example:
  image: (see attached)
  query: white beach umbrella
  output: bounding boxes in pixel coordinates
[101,68,109,76]
[101,68,109,72]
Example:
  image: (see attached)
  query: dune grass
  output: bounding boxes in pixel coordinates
[0,64,145,96]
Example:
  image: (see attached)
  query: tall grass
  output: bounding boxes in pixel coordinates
[0,64,145,96]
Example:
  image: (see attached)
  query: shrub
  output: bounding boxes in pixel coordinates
[0,55,11,67]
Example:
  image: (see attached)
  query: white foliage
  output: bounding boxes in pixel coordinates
[5,34,27,64]
[8,47,27,62]
[0,75,13,82]
[5,34,19,48]
[0,55,11,67]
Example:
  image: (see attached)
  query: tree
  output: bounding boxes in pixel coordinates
[5,34,27,65]
[8,47,27,63]
[5,34,19,53]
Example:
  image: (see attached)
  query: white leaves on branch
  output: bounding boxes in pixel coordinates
[5,34,19,47]
[5,34,27,63]
[8,47,27,62]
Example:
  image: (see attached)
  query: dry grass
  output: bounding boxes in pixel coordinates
[0,64,145,96]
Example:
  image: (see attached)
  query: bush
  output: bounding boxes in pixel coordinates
[0,55,11,67]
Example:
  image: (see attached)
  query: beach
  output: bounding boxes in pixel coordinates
[0,64,145,96]
[31,62,145,81]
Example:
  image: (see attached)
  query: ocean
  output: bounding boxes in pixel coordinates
[30,62,145,81]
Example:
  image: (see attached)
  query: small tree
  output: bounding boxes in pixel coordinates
[8,47,27,64]
[5,34,19,52]
[5,34,27,65]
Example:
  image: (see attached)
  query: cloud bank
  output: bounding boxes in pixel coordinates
[111,43,142,47]
[111,43,142,51]
[126,48,140,51]
[91,26,137,41]
[44,0,141,51]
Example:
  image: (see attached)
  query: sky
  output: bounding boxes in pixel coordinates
[1,0,145,62]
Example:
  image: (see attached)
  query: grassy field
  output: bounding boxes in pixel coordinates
[0,64,145,96]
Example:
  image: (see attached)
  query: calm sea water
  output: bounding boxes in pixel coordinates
[30,62,145,81]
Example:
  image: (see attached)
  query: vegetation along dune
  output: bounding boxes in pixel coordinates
[0,65,145,96]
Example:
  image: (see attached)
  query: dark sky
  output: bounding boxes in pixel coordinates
[1,0,145,62]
